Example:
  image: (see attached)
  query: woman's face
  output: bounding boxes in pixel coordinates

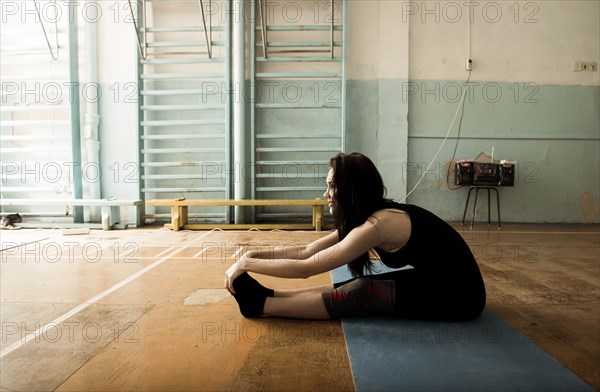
[324,168,336,215]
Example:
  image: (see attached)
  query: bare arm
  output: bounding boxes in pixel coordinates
[236,222,380,280]
[244,230,340,260]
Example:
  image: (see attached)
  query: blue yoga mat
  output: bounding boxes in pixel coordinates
[330,266,593,392]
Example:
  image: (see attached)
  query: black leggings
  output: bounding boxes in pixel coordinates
[330,266,486,321]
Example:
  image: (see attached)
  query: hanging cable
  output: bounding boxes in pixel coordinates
[402,69,472,202]
[198,0,212,58]
[127,0,148,60]
[34,0,59,61]
[446,69,472,190]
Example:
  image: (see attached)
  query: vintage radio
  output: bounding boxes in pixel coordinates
[455,161,474,185]
[455,161,515,186]
[498,162,515,186]
[473,162,498,185]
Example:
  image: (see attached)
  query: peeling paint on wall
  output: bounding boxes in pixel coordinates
[580,193,599,223]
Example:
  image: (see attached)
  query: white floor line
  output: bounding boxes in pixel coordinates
[0,231,216,359]
[230,246,245,259]
[154,246,175,258]
[192,246,213,258]
[0,237,49,252]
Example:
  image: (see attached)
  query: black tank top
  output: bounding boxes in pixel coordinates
[375,202,479,272]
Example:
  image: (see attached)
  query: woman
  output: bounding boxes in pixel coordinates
[225,152,486,320]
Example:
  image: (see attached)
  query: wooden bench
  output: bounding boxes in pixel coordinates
[145,198,330,231]
[0,198,143,230]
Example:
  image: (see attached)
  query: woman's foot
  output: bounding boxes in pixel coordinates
[232,273,274,318]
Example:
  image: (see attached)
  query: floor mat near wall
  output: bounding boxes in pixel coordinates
[330,266,594,392]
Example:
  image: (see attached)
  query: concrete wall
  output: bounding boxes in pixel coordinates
[345,1,410,202]
[82,0,600,223]
[343,0,599,223]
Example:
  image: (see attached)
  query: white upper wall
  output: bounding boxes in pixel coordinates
[346,0,409,80]
[347,0,600,86]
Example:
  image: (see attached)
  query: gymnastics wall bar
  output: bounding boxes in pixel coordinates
[249,0,347,224]
[256,0,338,59]
[128,0,214,59]
[136,0,232,224]
[1,2,85,222]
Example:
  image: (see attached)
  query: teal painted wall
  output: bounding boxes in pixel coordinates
[345,79,600,223]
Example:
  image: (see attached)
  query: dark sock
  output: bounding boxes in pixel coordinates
[232,273,274,318]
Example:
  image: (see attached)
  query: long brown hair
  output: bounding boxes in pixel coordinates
[329,153,389,277]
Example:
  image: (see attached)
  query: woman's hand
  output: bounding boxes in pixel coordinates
[224,254,249,294]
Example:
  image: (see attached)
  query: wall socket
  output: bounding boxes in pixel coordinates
[574,61,597,72]
[465,58,473,71]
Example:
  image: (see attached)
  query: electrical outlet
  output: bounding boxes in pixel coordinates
[575,61,597,72]
[465,58,473,71]
[583,62,597,72]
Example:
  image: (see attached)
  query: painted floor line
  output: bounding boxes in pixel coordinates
[154,246,175,258]
[231,245,245,259]
[0,237,49,252]
[0,231,216,359]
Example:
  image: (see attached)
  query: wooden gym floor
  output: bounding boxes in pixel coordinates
[0,224,598,391]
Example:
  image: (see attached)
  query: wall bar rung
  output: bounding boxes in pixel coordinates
[142,134,225,140]
[147,213,227,219]
[1,135,69,141]
[260,25,343,32]
[146,41,223,48]
[140,73,223,79]
[1,28,67,35]
[1,120,70,127]
[142,187,226,193]
[141,88,219,95]
[256,134,341,139]
[257,41,342,48]
[0,58,68,66]
[255,72,341,78]
[141,119,225,126]
[142,161,226,167]
[256,57,342,62]
[2,148,70,153]
[145,0,213,2]
[142,148,224,154]
[141,58,225,65]
[140,104,224,111]
[2,160,74,167]
[263,49,332,55]
[255,160,329,165]
[146,26,225,33]
[0,75,69,82]
[255,186,326,192]
[142,174,224,180]
[0,105,70,112]
[255,174,325,179]
[255,103,341,109]
[0,45,64,53]
[255,147,341,153]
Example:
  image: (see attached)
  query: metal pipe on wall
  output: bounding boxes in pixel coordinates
[68,0,84,223]
[83,0,101,221]
[232,0,246,223]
